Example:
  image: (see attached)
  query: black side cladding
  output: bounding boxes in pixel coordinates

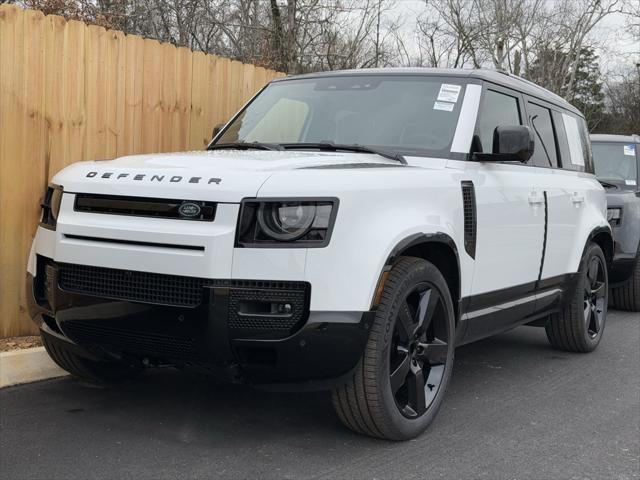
[461,181,477,259]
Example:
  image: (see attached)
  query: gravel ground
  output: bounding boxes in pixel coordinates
[0,336,42,353]
[1,310,638,480]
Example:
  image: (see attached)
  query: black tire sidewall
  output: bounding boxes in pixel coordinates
[578,243,608,349]
[372,258,455,439]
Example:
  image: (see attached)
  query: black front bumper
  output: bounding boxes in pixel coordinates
[28,257,372,389]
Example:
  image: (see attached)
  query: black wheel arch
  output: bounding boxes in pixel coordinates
[587,225,614,268]
[378,233,461,321]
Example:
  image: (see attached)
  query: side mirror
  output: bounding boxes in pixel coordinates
[473,125,534,163]
[212,123,225,140]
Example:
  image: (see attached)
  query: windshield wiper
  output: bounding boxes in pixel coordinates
[597,179,618,189]
[280,142,407,165]
[207,142,284,151]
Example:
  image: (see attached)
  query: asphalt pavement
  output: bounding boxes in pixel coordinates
[1,310,638,480]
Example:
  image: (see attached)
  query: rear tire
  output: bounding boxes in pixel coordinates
[545,242,608,353]
[610,259,640,312]
[41,333,141,384]
[332,257,455,441]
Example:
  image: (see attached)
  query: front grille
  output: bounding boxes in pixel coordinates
[55,261,310,338]
[58,263,207,307]
[74,193,216,221]
[53,261,310,339]
[62,321,200,361]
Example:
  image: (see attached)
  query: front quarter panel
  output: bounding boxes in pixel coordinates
[251,165,471,312]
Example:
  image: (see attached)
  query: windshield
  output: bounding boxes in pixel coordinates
[592,142,638,187]
[214,75,469,157]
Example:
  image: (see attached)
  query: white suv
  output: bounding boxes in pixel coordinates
[27,69,612,440]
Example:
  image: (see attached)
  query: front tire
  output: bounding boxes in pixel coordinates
[545,242,608,352]
[610,258,640,312]
[332,257,455,440]
[41,333,141,384]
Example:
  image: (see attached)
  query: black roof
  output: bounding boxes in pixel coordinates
[271,67,583,117]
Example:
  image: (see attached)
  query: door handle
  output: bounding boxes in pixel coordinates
[571,192,585,204]
[528,191,545,205]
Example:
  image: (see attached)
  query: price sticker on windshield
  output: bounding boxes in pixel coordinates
[437,84,461,103]
[434,101,454,112]
[623,144,636,156]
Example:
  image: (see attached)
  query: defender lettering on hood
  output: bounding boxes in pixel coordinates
[85,171,222,185]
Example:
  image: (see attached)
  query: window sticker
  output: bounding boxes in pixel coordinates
[624,144,636,156]
[433,101,454,112]
[437,84,461,103]
[561,113,585,166]
[626,179,637,186]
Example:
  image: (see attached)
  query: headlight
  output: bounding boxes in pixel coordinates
[41,184,63,229]
[607,207,622,226]
[237,198,338,247]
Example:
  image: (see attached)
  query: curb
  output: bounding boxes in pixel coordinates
[0,347,68,388]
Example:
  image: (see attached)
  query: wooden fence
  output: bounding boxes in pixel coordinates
[0,4,284,337]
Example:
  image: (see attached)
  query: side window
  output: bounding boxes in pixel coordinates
[560,113,586,172]
[526,102,558,168]
[474,89,521,153]
[552,111,572,170]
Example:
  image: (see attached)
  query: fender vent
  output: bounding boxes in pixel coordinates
[461,181,477,259]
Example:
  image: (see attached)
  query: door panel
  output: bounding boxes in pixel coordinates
[542,111,591,279]
[467,163,546,295]
[466,85,545,299]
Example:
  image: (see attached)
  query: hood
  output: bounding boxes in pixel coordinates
[52,150,398,202]
[605,186,640,204]
[600,178,639,193]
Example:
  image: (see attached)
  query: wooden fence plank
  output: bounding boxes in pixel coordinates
[0,5,27,337]
[215,56,230,125]
[227,61,243,121]
[242,63,255,103]
[173,46,192,151]
[44,14,66,181]
[106,29,125,159]
[142,38,162,153]
[85,25,108,160]
[160,42,177,153]
[123,34,143,156]
[64,20,86,168]
[17,9,47,336]
[188,51,207,149]
[202,54,218,148]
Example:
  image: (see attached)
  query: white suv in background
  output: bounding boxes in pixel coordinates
[27,69,612,440]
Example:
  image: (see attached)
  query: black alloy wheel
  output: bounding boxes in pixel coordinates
[546,242,608,353]
[390,283,449,418]
[332,257,455,441]
[584,255,606,339]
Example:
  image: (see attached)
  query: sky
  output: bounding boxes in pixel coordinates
[386,0,639,75]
